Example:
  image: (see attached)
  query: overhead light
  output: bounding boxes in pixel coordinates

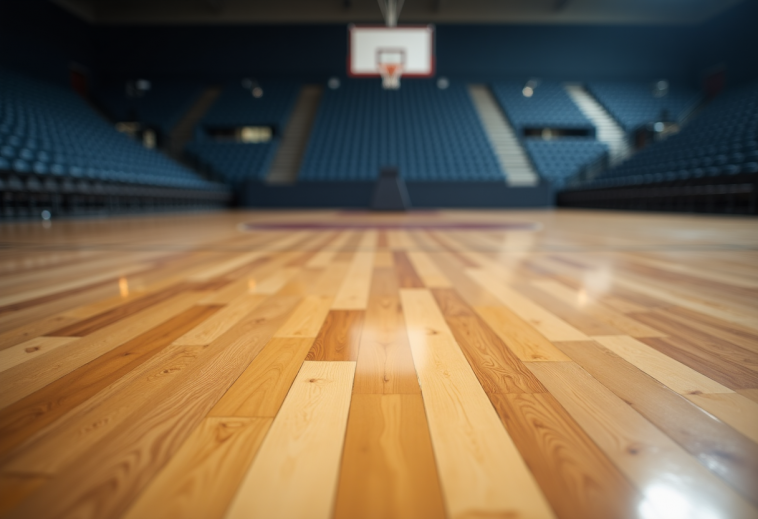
[522,86,534,97]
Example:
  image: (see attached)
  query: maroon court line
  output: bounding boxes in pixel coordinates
[242,222,539,230]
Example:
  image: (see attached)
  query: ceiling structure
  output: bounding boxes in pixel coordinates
[53,0,743,25]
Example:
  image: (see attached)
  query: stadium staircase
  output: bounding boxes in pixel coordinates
[168,87,221,159]
[565,84,631,167]
[468,85,539,186]
[266,85,323,184]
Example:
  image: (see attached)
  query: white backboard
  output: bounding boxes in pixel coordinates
[348,25,435,78]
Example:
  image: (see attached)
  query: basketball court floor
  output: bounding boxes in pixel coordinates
[0,209,757,519]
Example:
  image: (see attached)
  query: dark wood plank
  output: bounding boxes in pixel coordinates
[0,474,48,516]
[0,305,221,460]
[432,288,547,394]
[306,310,365,361]
[333,394,446,519]
[488,392,643,519]
[555,339,758,505]
[393,251,424,288]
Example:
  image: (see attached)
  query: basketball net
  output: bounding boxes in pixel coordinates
[379,63,403,89]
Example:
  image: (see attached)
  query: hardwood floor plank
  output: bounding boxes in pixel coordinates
[739,388,758,404]
[686,392,758,444]
[407,251,451,288]
[400,289,556,519]
[209,337,314,417]
[0,304,221,460]
[353,269,420,395]
[640,336,758,390]
[332,252,375,309]
[306,310,364,361]
[273,295,333,338]
[527,362,758,519]
[121,417,272,519]
[0,290,207,410]
[475,305,571,362]
[173,294,266,346]
[0,336,77,373]
[488,392,643,519]
[393,251,424,288]
[0,474,47,516]
[334,394,446,519]
[3,294,302,519]
[530,279,666,338]
[592,335,733,395]
[555,339,758,506]
[224,361,355,519]
[432,288,547,394]
[467,269,589,341]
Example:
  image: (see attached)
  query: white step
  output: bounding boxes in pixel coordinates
[468,84,539,186]
[564,84,632,167]
[267,85,323,184]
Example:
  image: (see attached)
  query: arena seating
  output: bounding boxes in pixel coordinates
[525,138,608,188]
[185,141,278,184]
[585,81,701,132]
[298,80,503,182]
[0,68,228,217]
[566,80,758,190]
[94,80,204,139]
[490,81,595,134]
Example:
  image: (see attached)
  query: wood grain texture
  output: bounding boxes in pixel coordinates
[0,290,207,410]
[353,268,420,394]
[334,394,446,519]
[224,361,355,519]
[400,288,556,519]
[488,392,643,519]
[209,337,314,417]
[433,288,547,394]
[121,417,271,519]
[407,251,451,288]
[0,336,77,373]
[273,295,333,337]
[476,305,571,362]
[528,362,758,519]
[0,474,47,517]
[0,304,221,460]
[4,294,301,519]
[555,339,758,506]
[393,251,425,288]
[173,294,266,345]
[306,310,364,361]
[332,252,375,309]
[685,392,758,444]
[467,269,589,341]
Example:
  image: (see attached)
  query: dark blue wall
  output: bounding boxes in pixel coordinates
[1,1,756,89]
[91,23,701,84]
[0,0,92,84]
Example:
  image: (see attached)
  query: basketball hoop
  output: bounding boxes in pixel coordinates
[379,62,403,89]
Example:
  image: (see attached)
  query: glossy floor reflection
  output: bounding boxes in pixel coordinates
[0,209,756,519]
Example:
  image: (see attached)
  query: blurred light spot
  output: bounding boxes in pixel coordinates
[252,87,263,98]
[654,122,665,132]
[328,77,341,89]
[639,483,722,519]
[41,210,51,220]
[577,288,588,306]
[119,277,129,298]
[522,86,534,97]
[437,77,449,89]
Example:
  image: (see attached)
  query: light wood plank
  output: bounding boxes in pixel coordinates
[467,268,589,341]
[332,252,375,310]
[400,289,556,519]
[686,392,758,444]
[173,294,266,345]
[407,251,451,288]
[592,335,733,395]
[0,336,77,373]
[528,362,758,519]
[224,361,355,519]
